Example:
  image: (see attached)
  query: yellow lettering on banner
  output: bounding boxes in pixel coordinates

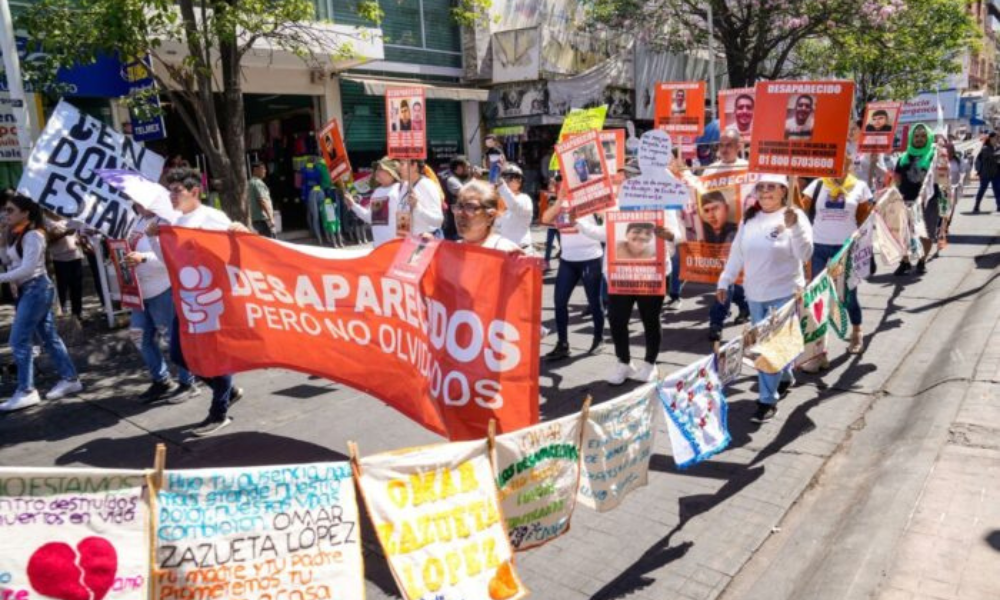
[378,498,501,557]
[388,479,409,508]
[401,562,421,599]
[445,551,463,587]
[410,471,438,507]
[423,557,445,593]
[459,461,478,493]
[462,540,483,578]
[376,522,397,554]
[397,537,503,598]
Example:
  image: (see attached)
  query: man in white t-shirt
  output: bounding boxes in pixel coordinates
[148,167,250,437]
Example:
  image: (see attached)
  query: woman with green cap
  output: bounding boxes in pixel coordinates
[893,123,939,275]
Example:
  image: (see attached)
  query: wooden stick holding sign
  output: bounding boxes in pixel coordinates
[146,443,166,599]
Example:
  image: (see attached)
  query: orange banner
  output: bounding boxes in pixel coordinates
[718,88,755,142]
[749,80,855,177]
[386,87,427,159]
[159,228,542,440]
[858,101,902,154]
[655,81,706,136]
[317,117,351,182]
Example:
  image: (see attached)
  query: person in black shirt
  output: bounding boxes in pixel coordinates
[892,123,937,275]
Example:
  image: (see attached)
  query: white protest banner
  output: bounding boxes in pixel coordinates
[0,468,150,600]
[494,413,584,551]
[155,463,363,600]
[796,272,847,370]
[0,93,21,162]
[358,441,527,600]
[578,383,657,512]
[657,355,730,469]
[847,217,875,290]
[18,100,165,238]
[717,337,743,386]
[97,169,180,224]
[636,129,672,179]
[618,177,690,211]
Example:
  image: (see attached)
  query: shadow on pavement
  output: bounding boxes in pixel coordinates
[986,530,1000,553]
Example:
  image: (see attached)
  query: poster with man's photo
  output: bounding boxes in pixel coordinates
[606,210,666,296]
[718,88,756,142]
[560,129,626,173]
[555,130,615,219]
[749,80,855,177]
[654,81,706,136]
[317,117,351,181]
[858,101,902,154]
[385,86,427,159]
[679,170,755,284]
[107,238,143,310]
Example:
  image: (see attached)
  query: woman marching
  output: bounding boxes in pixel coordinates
[0,193,83,411]
[892,123,939,275]
[453,180,522,252]
[717,175,813,423]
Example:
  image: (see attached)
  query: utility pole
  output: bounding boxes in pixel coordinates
[0,0,34,165]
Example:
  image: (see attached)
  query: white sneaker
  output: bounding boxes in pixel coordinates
[46,379,83,401]
[606,361,636,386]
[631,361,659,382]
[0,389,41,412]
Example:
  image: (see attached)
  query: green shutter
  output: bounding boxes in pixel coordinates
[426,98,463,165]
[421,0,460,53]
[0,162,23,191]
[339,79,386,153]
[380,0,423,47]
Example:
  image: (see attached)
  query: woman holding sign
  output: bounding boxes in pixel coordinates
[343,157,402,248]
[0,193,83,412]
[718,175,813,423]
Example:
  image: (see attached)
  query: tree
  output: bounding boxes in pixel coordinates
[587,0,897,88]
[795,0,980,103]
[18,0,381,222]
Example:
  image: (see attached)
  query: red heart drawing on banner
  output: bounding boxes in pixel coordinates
[813,298,825,323]
[27,537,117,600]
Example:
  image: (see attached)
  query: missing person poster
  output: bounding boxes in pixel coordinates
[606,210,666,295]
[107,238,143,310]
[548,105,608,171]
[318,117,351,182]
[718,88,756,142]
[654,81,706,136]
[555,130,615,219]
[386,87,427,159]
[749,80,855,177]
[858,101,902,154]
[679,170,754,284]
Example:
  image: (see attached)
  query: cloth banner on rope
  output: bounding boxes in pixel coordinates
[847,217,876,291]
[717,337,744,386]
[796,271,848,369]
[493,412,583,551]
[748,300,804,374]
[357,441,528,600]
[657,355,730,469]
[578,383,657,512]
[0,468,150,600]
[159,229,542,441]
[871,193,907,268]
[155,463,363,600]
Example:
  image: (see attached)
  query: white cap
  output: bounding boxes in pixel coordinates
[756,173,789,187]
[501,163,524,177]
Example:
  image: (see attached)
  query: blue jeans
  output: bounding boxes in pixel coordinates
[812,243,862,326]
[710,284,748,335]
[304,187,326,244]
[170,316,234,419]
[749,296,795,405]
[554,257,604,344]
[973,175,1000,211]
[544,229,560,263]
[131,290,194,386]
[10,276,78,392]
[669,252,682,298]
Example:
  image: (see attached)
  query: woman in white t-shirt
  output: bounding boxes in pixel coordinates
[802,175,872,355]
[496,163,535,253]
[397,159,444,237]
[453,180,521,252]
[718,174,813,423]
[343,157,402,249]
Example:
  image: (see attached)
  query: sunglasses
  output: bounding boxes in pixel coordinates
[501,173,522,180]
[756,183,782,191]
[451,203,487,215]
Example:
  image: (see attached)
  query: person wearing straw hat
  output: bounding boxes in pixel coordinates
[342,157,402,249]
[718,174,813,423]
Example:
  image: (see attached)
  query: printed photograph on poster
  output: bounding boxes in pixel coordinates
[679,170,751,284]
[654,81,707,136]
[606,210,666,296]
[697,188,739,243]
[749,80,855,177]
[369,186,392,226]
[718,88,755,142]
[317,118,351,181]
[559,129,626,173]
[107,238,143,310]
[387,235,440,283]
[385,87,427,159]
[555,130,615,219]
[858,101,902,154]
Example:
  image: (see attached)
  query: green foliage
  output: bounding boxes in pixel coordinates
[451,0,494,27]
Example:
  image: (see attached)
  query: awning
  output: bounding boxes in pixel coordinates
[342,76,489,102]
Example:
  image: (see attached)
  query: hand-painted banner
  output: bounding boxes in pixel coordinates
[358,441,528,600]
[718,88,755,142]
[636,129,673,179]
[156,463,362,600]
[159,229,542,440]
[548,106,608,171]
[657,355,730,469]
[858,101,902,154]
[107,239,143,310]
[578,383,657,512]
[18,100,164,238]
[747,300,803,374]
[796,272,847,370]
[317,118,351,182]
[717,337,744,386]
[493,412,583,551]
[606,210,666,296]
[386,87,427,160]
[654,81,706,136]
[847,217,875,290]
[555,130,615,219]
[618,177,690,211]
[0,468,150,600]
[749,80,854,177]
[871,195,907,267]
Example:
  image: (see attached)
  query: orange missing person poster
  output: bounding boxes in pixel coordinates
[606,210,666,296]
[655,81,706,136]
[555,130,615,219]
[718,88,756,142]
[560,129,627,173]
[317,117,351,182]
[679,170,755,284]
[749,80,855,178]
[858,101,902,154]
[386,86,427,159]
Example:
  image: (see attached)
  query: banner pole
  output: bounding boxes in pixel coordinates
[147,443,166,600]
[348,441,362,479]
[0,0,34,165]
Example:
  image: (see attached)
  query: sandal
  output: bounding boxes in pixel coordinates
[847,332,863,354]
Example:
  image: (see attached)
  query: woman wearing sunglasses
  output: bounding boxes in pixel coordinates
[0,192,82,412]
[452,180,521,252]
[717,174,813,423]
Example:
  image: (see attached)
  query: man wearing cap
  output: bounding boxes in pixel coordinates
[443,156,472,240]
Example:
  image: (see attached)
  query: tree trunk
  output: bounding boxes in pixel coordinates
[219,44,249,224]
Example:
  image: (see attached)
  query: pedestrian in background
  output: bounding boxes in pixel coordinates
[497,164,535,254]
[44,213,86,321]
[972,131,999,213]
[248,162,276,238]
